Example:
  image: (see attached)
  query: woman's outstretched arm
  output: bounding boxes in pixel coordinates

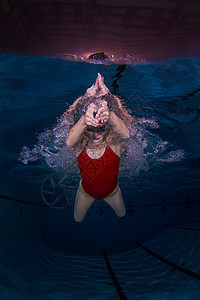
[66,103,99,147]
[66,115,86,147]
[108,111,130,139]
[96,101,130,139]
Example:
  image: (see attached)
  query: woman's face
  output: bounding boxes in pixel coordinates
[85,125,110,144]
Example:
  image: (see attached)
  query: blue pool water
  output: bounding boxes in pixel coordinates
[0,53,200,299]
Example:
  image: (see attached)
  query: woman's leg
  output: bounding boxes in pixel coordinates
[74,180,95,222]
[104,185,126,217]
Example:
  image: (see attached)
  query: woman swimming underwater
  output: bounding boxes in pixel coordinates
[66,73,131,222]
[19,73,184,221]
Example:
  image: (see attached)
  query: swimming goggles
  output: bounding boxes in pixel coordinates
[86,125,106,133]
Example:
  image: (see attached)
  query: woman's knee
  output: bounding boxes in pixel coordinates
[74,189,94,222]
[104,189,126,217]
[74,213,85,222]
[74,202,89,222]
[116,206,126,217]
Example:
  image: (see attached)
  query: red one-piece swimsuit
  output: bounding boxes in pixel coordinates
[77,143,120,200]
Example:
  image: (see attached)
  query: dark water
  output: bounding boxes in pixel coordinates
[0,53,200,299]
